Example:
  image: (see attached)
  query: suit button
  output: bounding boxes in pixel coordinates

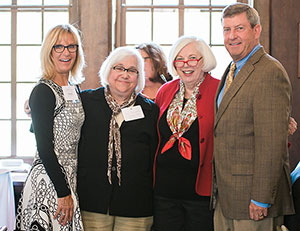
[112,166,116,171]
[199,115,203,119]
[200,138,205,143]
[197,94,202,100]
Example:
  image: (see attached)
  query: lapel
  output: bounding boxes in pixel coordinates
[157,79,180,121]
[214,64,230,117]
[214,47,266,128]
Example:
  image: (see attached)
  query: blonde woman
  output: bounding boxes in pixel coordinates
[15,24,85,230]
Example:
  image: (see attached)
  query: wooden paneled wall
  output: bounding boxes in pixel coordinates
[72,0,111,90]
[256,0,300,170]
[268,0,300,170]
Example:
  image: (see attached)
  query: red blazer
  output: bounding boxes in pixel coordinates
[154,73,219,196]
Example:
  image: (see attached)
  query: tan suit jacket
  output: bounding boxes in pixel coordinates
[213,47,294,219]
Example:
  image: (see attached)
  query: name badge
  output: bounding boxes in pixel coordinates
[62,86,78,101]
[121,105,145,122]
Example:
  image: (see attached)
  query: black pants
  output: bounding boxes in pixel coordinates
[153,196,213,231]
[285,179,300,231]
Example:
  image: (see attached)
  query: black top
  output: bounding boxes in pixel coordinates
[77,87,159,217]
[29,83,70,197]
[154,106,202,200]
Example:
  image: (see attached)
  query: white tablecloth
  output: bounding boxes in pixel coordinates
[0,169,15,231]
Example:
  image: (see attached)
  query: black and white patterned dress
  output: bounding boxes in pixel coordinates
[15,79,84,231]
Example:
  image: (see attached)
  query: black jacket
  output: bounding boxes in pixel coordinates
[77,87,159,217]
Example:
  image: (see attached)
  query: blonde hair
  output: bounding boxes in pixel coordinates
[40,24,85,83]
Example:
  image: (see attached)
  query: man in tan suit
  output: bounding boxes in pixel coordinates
[213,3,294,231]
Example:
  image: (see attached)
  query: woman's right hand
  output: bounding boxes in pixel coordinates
[24,99,31,117]
[54,194,74,226]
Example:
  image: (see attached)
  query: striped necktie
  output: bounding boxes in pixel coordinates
[224,62,236,94]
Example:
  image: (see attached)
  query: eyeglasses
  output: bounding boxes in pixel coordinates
[173,57,203,68]
[112,65,139,77]
[53,44,78,53]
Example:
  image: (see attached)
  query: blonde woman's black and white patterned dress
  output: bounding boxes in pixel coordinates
[15,79,85,231]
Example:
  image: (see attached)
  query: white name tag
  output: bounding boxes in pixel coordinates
[121,105,145,122]
[62,86,78,101]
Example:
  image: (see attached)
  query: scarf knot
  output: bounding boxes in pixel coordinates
[161,77,205,160]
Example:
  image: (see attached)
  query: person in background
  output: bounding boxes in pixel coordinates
[15,24,85,230]
[285,117,299,230]
[285,161,300,231]
[153,35,219,231]
[289,161,300,231]
[136,43,172,100]
[213,3,294,231]
[77,46,159,231]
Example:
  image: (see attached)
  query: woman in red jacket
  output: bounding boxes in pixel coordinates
[153,35,219,231]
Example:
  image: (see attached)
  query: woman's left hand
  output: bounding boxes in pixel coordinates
[54,194,74,226]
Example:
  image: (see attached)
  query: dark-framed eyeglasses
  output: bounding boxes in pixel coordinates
[53,44,79,53]
[112,65,139,77]
[173,57,203,68]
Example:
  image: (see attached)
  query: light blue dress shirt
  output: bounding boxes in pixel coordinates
[291,161,300,185]
[217,44,262,108]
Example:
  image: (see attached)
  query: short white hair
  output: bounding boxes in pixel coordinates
[168,35,217,77]
[99,46,145,93]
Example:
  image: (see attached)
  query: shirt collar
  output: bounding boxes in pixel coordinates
[235,44,262,74]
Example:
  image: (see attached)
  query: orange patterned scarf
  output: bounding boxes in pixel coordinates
[162,79,204,160]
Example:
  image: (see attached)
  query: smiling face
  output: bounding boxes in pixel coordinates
[51,32,77,78]
[108,55,139,103]
[223,12,261,62]
[175,41,204,87]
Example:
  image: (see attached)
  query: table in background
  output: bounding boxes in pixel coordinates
[0,169,15,231]
[11,172,28,214]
